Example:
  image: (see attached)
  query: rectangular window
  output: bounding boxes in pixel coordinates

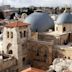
[24,31,26,37]
[22,57,25,66]
[36,49,39,56]
[11,32,13,38]
[7,31,9,38]
[20,31,22,38]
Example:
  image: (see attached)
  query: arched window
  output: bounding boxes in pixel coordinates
[24,31,26,37]
[43,50,47,62]
[20,31,22,38]
[11,32,13,38]
[7,43,12,49]
[68,57,70,59]
[63,40,68,45]
[44,51,47,58]
[22,57,25,65]
[36,49,39,56]
[7,31,9,38]
[7,43,12,54]
[0,31,2,34]
[8,50,13,54]
[54,51,58,58]
[63,27,66,32]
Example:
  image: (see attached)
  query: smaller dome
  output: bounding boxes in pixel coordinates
[56,13,72,24]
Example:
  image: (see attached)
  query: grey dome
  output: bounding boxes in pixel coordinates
[24,12,54,32]
[56,13,72,24]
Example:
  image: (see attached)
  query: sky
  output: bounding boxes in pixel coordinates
[0,0,72,8]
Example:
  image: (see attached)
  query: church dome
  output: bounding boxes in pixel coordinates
[56,13,72,24]
[24,12,54,32]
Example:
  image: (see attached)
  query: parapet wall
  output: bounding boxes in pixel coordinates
[0,56,17,71]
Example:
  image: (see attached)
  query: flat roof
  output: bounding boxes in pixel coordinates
[41,31,71,37]
[56,43,72,49]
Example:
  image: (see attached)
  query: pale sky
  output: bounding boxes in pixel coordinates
[0,0,72,8]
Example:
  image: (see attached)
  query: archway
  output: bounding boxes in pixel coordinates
[7,43,13,54]
[8,50,13,54]
[63,27,66,32]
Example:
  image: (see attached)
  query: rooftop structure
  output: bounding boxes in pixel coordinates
[56,13,72,24]
[24,12,54,32]
[56,8,72,24]
[21,67,45,72]
[5,21,30,28]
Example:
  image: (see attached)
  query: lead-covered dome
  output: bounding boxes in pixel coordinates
[56,13,72,24]
[24,12,54,32]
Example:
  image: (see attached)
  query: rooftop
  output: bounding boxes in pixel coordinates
[5,21,30,28]
[21,67,45,72]
[56,45,72,49]
[40,31,70,37]
[24,12,54,32]
[56,13,72,24]
[64,70,72,72]
[55,42,72,49]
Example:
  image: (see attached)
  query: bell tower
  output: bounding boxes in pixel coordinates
[3,21,31,71]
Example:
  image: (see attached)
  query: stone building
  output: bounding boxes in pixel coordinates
[38,9,72,61]
[3,21,31,71]
[0,8,72,72]
[2,19,54,72]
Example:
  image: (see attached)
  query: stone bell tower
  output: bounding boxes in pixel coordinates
[3,21,31,71]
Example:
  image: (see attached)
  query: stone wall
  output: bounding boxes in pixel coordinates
[55,45,72,59]
[38,33,55,43]
[0,57,17,72]
[22,40,54,70]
